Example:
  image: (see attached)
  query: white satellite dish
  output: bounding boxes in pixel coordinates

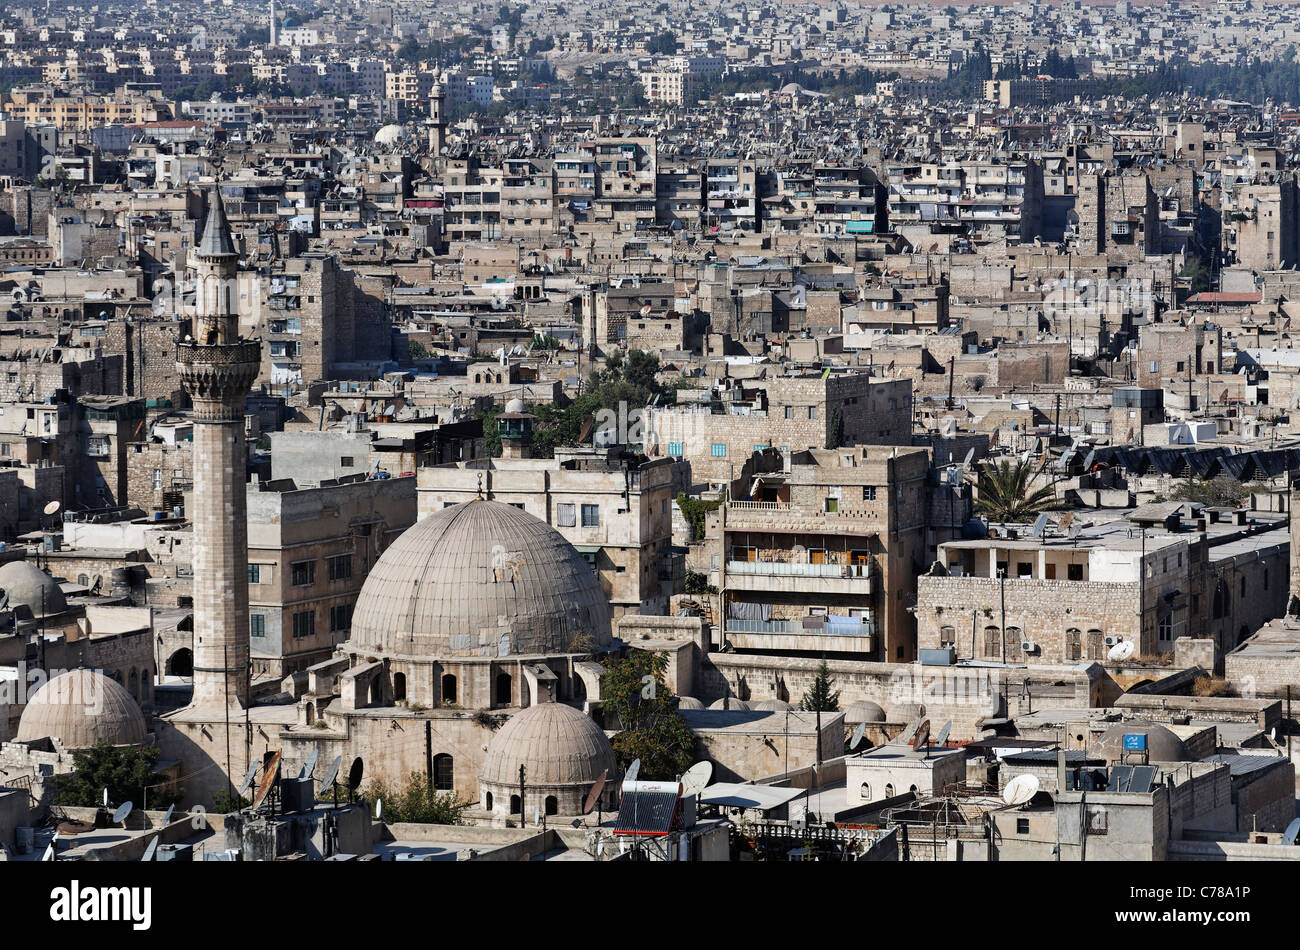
[112,801,134,824]
[1107,639,1135,662]
[43,500,61,516]
[141,836,160,862]
[102,788,109,807]
[41,842,56,862]
[162,803,176,826]
[850,721,868,750]
[1283,817,1300,846]
[1002,773,1039,807]
[680,761,713,799]
[375,798,382,820]
[934,721,952,748]
[624,758,641,785]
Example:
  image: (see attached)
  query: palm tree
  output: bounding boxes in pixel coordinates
[974,458,1064,523]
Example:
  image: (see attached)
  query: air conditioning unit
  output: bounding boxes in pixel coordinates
[1021,641,1039,654]
[1104,636,1118,646]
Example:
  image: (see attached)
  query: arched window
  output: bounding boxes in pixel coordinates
[938,625,955,648]
[140,670,150,702]
[1006,627,1023,662]
[1240,576,1246,599]
[495,672,512,706]
[909,785,918,794]
[983,625,1000,658]
[509,794,521,814]
[393,672,406,702]
[544,795,558,816]
[128,668,138,699]
[1066,628,1082,661]
[860,782,871,800]
[885,783,895,798]
[441,673,457,705]
[433,753,453,791]
[305,701,315,723]
[485,792,493,811]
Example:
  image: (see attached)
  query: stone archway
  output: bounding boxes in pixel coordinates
[166,648,193,677]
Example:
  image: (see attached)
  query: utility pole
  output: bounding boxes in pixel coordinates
[999,567,1007,663]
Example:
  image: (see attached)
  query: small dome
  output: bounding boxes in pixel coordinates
[349,499,612,659]
[0,561,68,617]
[480,702,615,788]
[708,698,750,710]
[17,669,147,748]
[676,696,705,710]
[753,698,792,711]
[845,700,887,724]
[1093,721,1190,764]
[504,397,526,414]
[374,124,404,144]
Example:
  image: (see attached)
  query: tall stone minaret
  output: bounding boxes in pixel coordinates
[429,79,446,157]
[1290,476,1300,609]
[177,186,259,707]
[269,0,278,47]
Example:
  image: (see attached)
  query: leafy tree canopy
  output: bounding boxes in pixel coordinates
[51,743,182,810]
[601,652,696,781]
[974,458,1065,523]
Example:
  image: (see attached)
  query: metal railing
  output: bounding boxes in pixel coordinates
[726,617,875,637]
[727,560,869,580]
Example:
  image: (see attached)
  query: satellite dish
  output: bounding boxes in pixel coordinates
[299,748,319,780]
[1031,512,1049,539]
[624,758,641,786]
[237,762,260,798]
[582,771,608,815]
[375,798,382,820]
[162,803,175,826]
[534,806,541,826]
[912,719,931,750]
[102,788,109,807]
[1283,817,1300,846]
[962,448,975,468]
[141,836,159,862]
[680,761,713,799]
[319,755,343,793]
[252,751,282,809]
[850,721,868,750]
[1002,773,1040,807]
[347,757,365,792]
[112,801,133,824]
[41,843,55,862]
[935,721,952,748]
[998,774,1040,805]
[43,501,61,516]
[1107,639,1135,662]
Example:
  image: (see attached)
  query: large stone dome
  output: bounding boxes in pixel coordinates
[1093,721,1190,764]
[17,669,147,748]
[349,499,612,659]
[480,702,616,788]
[0,561,67,617]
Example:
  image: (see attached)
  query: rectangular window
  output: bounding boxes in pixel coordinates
[808,406,817,420]
[862,486,876,501]
[581,504,599,527]
[340,456,354,467]
[825,498,839,513]
[667,441,684,456]
[250,613,265,637]
[1067,563,1084,581]
[710,443,727,458]
[292,610,315,639]
[328,554,352,581]
[248,564,261,584]
[329,604,353,632]
[784,406,793,420]
[557,503,576,527]
[291,561,315,587]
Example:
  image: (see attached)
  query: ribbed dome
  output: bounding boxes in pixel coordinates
[845,700,887,724]
[1093,721,1190,764]
[753,698,792,711]
[480,702,616,788]
[349,499,612,659]
[17,669,147,748]
[676,696,705,710]
[709,698,750,710]
[0,561,68,617]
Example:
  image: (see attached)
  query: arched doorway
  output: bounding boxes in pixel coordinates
[441,673,457,705]
[509,794,521,814]
[166,648,193,677]
[544,795,558,816]
[393,672,406,702]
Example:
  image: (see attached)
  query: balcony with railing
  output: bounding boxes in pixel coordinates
[723,614,876,652]
[725,556,872,594]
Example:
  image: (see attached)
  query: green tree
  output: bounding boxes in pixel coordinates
[601,652,696,780]
[1169,476,1247,508]
[800,661,840,712]
[974,458,1064,523]
[1181,258,1212,294]
[51,743,183,810]
[408,339,430,360]
[359,771,473,824]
